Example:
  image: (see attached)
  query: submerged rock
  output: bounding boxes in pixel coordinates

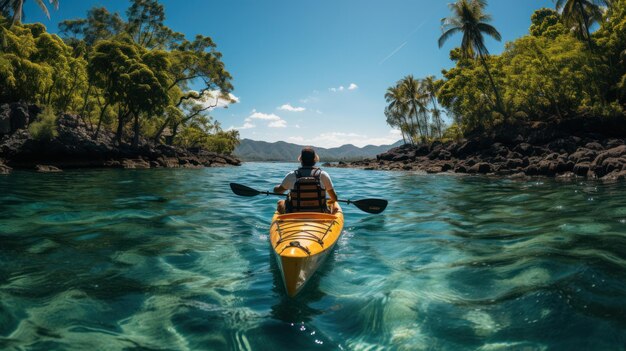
[35,165,62,173]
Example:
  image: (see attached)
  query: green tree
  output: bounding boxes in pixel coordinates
[422,75,445,138]
[59,7,123,47]
[595,0,626,103]
[501,34,593,118]
[555,0,609,46]
[401,75,430,142]
[88,37,171,147]
[438,0,504,113]
[438,50,500,133]
[126,0,183,49]
[530,8,568,38]
[384,83,411,144]
[555,0,611,103]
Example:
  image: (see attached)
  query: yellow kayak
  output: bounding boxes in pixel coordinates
[269,206,344,297]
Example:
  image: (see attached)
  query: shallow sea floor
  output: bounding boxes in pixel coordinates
[1,163,625,350]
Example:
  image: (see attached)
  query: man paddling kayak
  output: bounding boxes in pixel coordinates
[273,147,340,214]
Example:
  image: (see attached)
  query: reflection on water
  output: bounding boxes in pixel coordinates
[1,164,626,350]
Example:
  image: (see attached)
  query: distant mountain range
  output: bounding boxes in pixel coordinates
[234,139,403,162]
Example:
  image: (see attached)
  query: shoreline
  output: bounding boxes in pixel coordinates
[327,118,626,181]
[0,103,240,174]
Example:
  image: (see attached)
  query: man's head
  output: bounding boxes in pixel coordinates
[298,146,319,167]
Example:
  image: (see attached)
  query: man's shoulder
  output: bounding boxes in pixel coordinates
[319,169,331,177]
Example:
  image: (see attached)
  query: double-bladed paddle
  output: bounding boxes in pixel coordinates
[229,183,388,214]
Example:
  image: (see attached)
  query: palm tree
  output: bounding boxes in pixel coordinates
[385,83,411,144]
[422,76,444,138]
[438,0,504,113]
[555,0,610,49]
[555,0,610,102]
[401,75,430,143]
[0,0,59,24]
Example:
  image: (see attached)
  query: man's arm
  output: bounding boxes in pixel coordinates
[274,185,287,193]
[327,188,338,202]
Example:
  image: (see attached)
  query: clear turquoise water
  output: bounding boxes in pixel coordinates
[1,162,625,350]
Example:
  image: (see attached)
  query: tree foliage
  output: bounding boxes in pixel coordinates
[0,0,239,154]
[387,0,625,139]
[28,105,57,141]
[385,75,446,144]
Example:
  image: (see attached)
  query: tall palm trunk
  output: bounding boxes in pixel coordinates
[577,0,605,104]
[132,112,141,148]
[478,52,504,114]
[410,100,424,143]
[430,96,443,138]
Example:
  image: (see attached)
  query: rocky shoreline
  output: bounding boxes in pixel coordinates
[0,103,240,174]
[329,117,626,181]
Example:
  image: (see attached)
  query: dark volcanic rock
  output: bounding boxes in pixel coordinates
[456,139,483,157]
[468,162,492,174]
[602,170,626,181]
[122,158,151,169]
[569,148,597,163]
[426,165,442,173]
[0,161,10,174]
[573,162,590,176]
[0,103,241,170]
[505,158,525,169]
[0,105,10,135]
[36,165,62,173]
[589,145,626,177]
[10,103,30,131]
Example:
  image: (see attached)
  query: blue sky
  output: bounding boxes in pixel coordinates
[24,0,554,147]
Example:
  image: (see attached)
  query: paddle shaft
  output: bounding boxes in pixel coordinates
[229,183,387,214]
[254,190,356,205]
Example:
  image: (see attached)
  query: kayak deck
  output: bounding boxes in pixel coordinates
[270,209,344,296]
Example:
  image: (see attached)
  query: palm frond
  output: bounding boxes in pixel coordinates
[477,23,502,41]
[438,27,461,48]
[34,0,50,19]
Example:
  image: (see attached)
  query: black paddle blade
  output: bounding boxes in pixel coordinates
[230,183,261,197]
[352,199,388,214]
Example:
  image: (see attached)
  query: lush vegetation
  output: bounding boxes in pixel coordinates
[0,0,240,154]
[386,0,626,143]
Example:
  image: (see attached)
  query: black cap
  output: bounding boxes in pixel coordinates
[300,147,316,166]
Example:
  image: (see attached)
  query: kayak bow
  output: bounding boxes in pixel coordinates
[269,206,344,297]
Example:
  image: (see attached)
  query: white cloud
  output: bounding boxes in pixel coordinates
[193,90,239,110]
[289,130,402,148]
[329,84,359,93]
[278,104,306,112]
[248,110,282,121]
[229,109,289,130]
[329,86,345,92]
[228,121,255,130]
[300,91,320,104]
[268,119,287,128]
[242,109,288,128]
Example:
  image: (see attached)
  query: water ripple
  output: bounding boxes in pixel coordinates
[1,164,625,350]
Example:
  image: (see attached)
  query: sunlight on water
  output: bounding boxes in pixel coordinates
[1,163,626,350]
